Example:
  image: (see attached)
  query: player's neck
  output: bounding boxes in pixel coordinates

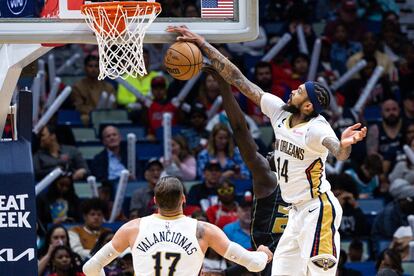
[158,208,183,218]
[290,113,309,127]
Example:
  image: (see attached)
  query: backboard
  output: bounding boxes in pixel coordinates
[0,0,258,44]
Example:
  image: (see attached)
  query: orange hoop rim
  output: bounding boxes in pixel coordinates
[80,1,162,17]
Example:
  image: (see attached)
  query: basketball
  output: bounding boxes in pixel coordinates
[164,42,203,80]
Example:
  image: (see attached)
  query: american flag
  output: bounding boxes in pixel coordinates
[201,0,234,19]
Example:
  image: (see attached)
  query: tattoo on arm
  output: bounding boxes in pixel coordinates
[201,42,264,106]
[322,137,351,161]
[196,222,205,240]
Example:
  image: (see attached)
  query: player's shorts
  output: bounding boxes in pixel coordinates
[271,191,342,276]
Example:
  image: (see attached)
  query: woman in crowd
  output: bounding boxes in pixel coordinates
[47,245,85,276]
[197,123,250,180]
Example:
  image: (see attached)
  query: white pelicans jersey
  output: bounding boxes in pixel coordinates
[132,214,204,276]
[260,93,339,204]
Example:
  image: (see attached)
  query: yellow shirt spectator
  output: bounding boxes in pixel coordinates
[116,71,159,106]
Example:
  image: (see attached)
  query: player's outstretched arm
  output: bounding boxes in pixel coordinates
[198,221,272,272]
[166,26,265,106]
[83,220,139,276]
[205,66,278,196]
[322,123,367,161]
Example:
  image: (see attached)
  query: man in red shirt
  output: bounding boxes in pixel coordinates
[146,76,179,140]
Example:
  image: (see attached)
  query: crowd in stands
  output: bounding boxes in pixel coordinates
[26,0,414,275]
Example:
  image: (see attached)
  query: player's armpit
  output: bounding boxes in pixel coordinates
[322,137,351,161]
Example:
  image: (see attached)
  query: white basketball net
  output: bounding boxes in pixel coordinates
[82,3,161,80]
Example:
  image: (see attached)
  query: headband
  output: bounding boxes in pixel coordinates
[305,81,323,114]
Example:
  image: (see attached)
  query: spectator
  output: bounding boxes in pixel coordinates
[183,3,199,17]
[145,76,180,140]
[348,239,363,262]
[336,249,362,276]
[33,124,89,181]
[117,48,158,102]
[280,53,310,94]
[47,245,85,276]
[161,135,196,181]
[37,174,81,227]
[68,198,110,260]
[342,55,392,107]
[180,103,209,155]
[71,55,116,126]
[223,194,252,249]
[90,125,136,182]
[38,224,82,276]
[196,73,221,111]
[206,179,239,229]
[329,174,370,238]
[118,253,134,276]
[401,91,414,124]
[376,249,403,276]
[398,43,414,96]
[346,32,397,81]
[344,153,383,198]
[324,0,367,42]
[330,22,362,75]
[197,123,250,179]
[247,62,276,125]
[380,20,405,64]
[388,129,414,184]
[186,160,222,210]
[129,158,163,216]
[366,98,404,173]
[372,179,414,241]
[390,225,412,261]
[97,183,127,222]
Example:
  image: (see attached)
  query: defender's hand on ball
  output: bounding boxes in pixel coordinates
[166,25,205,47]
[340,123,367,148]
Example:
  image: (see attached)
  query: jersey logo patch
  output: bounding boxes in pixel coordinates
[165,222,171,233]
[308,207,318,213]
[312,257,336,271]
[278,118,286,128]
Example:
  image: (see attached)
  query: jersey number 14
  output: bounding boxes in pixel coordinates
[276,157,289,182]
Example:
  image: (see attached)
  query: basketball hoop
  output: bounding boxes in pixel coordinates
[81,1,162,80]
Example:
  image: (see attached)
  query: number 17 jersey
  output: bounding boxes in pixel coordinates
[260,93,339,204]
[131,214,204,276]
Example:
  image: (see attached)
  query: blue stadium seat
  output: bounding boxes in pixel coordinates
[71,127,98,142]
[117,126,146,141]
[344,262,376,276]
[377,240,391,255]
[357,199,384,216]
[136,142,163,161]
[364,106,381,123]
[231,178,253,196]
[57,110,82,126]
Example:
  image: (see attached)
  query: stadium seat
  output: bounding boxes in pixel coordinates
[344,262,376,275]
[363,106,381,124]
[377,240,392,255]
[117,125,146,141]
[71,127,98,142]
[77,144,104,160]
[357,198,384,216]
[402,262,414,276]
[136,142,163,161]
[90,109,130,132]
[232,178,253,196]
[57,110,82,126]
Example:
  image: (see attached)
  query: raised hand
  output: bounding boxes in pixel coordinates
[166,25,205,46]
[340,123,367,148]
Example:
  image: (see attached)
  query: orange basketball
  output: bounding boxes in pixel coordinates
[164,42,203,80]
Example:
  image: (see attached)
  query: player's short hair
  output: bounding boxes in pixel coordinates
[154,176,184,210]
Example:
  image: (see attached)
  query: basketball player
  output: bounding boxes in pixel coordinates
[205,66,288,276]
[167,26,367,275]
[83,176,273,276]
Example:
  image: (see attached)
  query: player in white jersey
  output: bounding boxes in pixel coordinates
[83,176,273,276]
[166,26,367,276]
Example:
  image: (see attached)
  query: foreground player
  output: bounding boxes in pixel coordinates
[83,176,273,276]
[167,26,367,275]
[206,66,288,276]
